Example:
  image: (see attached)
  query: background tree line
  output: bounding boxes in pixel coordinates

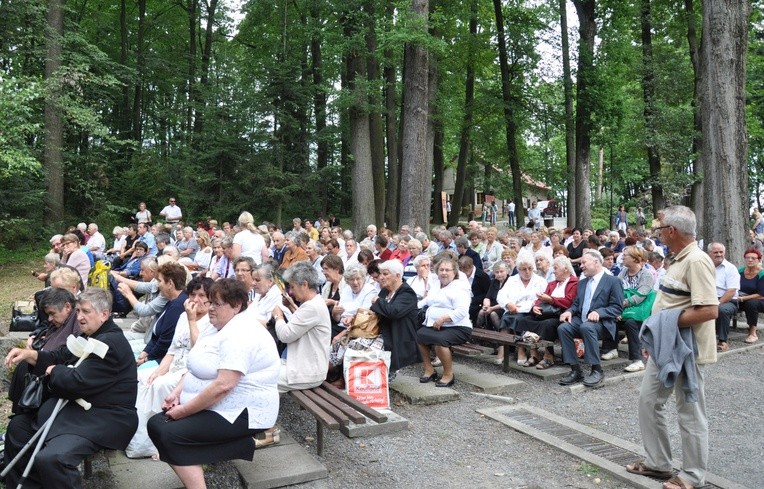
[0,0,759,258]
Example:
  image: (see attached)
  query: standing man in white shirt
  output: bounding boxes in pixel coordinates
[507,201,516,227]
[159,197,183,225]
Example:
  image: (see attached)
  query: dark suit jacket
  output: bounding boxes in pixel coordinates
[461,248,484,271]
[144,291,188,361]
[34,318,138,450]
[369,282,422,371]
[469,269,492,322]
[566,272,624,339]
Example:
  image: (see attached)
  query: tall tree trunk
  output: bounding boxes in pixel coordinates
[448,0,477,228]
[186,0,197,138]
[364,0,386,228]
[573,0,596,229]
[310,2,329,217]
[560,0,576,227]
[426,5,439,228]
[119,0,131,140]
[399,0,430,230]
[685,0,703,219]
[699,0,749,259]
[492,0,524,226]
[383,4,400,227]
[641,0,665,214]
[343,5,376,237]
[193,0,218,137]
[596,146,604,199]
[132,0,146,142]
[44,0,64,226]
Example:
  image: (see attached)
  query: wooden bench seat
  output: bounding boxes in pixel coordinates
[288,382,388,456]
[467,329,555,373]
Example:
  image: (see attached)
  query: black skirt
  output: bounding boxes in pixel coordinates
[417,326,472,347]
[514,316,560,342]
[147,409,264,466]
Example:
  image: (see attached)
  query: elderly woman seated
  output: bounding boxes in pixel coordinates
[147,279,280,488]
[126,277,215,459]
[331,264,378,343]
[320,254,344,335]
[513,257,578,369]
[416,256,472,388]
[326,264,378,381]
[476,261,511,331]
[494,256,547,365]
[248,263,282,323]
[369,260,421,379]
[407,254,438,301]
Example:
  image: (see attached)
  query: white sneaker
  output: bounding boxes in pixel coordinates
[624,360,645,372]
[601,349,619,361]
[431,358,442,367]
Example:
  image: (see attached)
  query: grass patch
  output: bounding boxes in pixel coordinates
[0,246,47,327]
[577,461,600,476]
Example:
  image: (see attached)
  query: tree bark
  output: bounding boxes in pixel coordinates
[492,0,524,226]
[448,0,477,228]
[560,0,576,227]
[399,0,430,231]
[699,0,749,259]
[364,0,387,228]
[572,0,596,229]
[641,0,665,214]
[310,2,329,217]
[383,0,400,228]
[193,0,219,137]
[132,0,145,143]
[685,0,703,220]
[44,0,64,226]
[186,0,197,138]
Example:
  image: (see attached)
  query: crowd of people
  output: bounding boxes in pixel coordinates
[5,199,761,489]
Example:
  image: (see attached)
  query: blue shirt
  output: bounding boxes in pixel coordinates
[139,233,158,255]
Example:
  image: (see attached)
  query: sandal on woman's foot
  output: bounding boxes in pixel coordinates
[254,428,281,449]
[717,342,729,352]
[662,475,695,489]
[536,358,554,370]
[625,461,673,480]
[516,357,527,366]
[744,335,758,344]
[523,357,539,367]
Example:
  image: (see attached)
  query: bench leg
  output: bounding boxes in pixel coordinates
[84,456,92,479]
[502,347,510,373]
[316,420,324,457]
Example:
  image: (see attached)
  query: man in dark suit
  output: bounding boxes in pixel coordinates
[458,256,491,324]
[3,288,138,488]
[456,237,483,271]
[557,250,624,387]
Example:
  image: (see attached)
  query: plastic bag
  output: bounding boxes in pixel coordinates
[343,348,391,410]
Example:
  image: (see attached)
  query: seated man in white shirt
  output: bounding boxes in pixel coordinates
[87,223,107,260]
[708,242,739,352]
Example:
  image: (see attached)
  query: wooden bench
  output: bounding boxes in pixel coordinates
[288,381,388,457]
[467,329,555,373]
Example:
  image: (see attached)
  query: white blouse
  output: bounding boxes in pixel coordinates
[420,279,472,328]
[495,273,547,313]
[337,283,377,320]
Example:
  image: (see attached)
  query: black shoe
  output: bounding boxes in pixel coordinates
[583,369,604,387]
[435,377,455,388]
[558,370,584,386]
[419,372,440,383]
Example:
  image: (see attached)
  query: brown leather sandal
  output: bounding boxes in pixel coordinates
[662,475,695,489]
[625,461,673,480]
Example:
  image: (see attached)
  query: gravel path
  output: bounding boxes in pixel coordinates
[78,343,762,489]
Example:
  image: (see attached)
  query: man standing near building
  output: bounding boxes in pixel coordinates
[507,200,516,228]
[626,205,718,489]
[527,201,541,230]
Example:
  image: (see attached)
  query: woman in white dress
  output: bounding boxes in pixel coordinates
[232,211,268,265]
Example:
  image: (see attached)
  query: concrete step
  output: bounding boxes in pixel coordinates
[389,374,459,405]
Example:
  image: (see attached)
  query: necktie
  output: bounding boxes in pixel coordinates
[581,279,594,319]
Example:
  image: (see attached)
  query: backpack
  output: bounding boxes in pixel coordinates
[88,260,111,289]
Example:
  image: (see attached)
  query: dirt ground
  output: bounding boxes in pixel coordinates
[0,255,44,333]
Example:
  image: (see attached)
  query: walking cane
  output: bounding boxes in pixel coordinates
[1,336,109,488]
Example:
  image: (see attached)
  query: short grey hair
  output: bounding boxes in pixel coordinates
[163,246,179,259]
[78,287,112,314]
[378,260,403,276]
[44,252,61,265]
[454,236,469,249]
[283,261,320,289]
[492,260,510,273]
[415,232,429,242]
[413,254,431,267]
[582,249,604,264]
[662,205,696,237]
[408,238,422,250]
[255,263,275,281]
[706,241,725,253]
[552,256,575,275]
[344,263,367,280]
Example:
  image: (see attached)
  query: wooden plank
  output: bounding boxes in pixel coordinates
[312,387,366,424]
[289,390,340,429]
[451,344,483,356]
[302,389,352,426]
[319,382,388,424]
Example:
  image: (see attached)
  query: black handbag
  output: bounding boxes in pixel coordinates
[534,303,563,320]
[10,300,38,332]
[17,373,45,412]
